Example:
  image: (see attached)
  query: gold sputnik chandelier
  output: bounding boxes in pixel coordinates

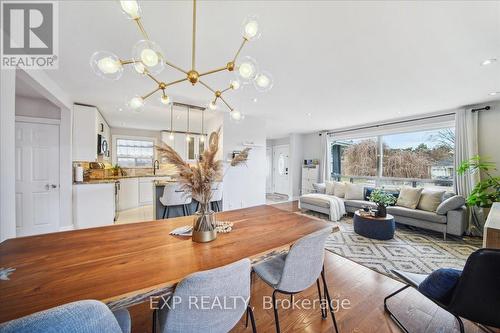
[90,0,273,122]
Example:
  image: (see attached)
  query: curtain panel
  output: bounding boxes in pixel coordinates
[454,108,483,236]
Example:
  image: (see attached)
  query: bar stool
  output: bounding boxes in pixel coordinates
[159,183,192,218]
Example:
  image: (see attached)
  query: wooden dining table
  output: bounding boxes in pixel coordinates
[0,205,335,324]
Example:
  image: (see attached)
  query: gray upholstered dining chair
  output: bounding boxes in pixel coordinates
[159,183,192,218]
[252,227,338,333]
[154,258,256,333]
[0,300,131,333]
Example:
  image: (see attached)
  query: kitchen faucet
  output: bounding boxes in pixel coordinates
[153,159,160,175]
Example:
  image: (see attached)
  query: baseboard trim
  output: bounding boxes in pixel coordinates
[59,225,75,232]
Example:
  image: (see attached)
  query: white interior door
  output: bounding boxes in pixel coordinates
[266,147,273,193]
[15,121,60,236]
[273,145,289,195]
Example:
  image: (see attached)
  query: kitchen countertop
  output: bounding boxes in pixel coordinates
[73,174,175,185]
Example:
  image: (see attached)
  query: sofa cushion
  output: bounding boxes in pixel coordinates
[344,183,365,200]
[442,191,456,201]
[312,183,326,194]
[387,206,447,223]
[333,182,346,198]
[417,189,446,212]
[344,200,377,209]
[325,181,335,195]
[396,187,423,209]
[436,195,466,215]
[300,195,331,208]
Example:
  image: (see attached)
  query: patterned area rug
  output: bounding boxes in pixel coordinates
[302,211,482,279]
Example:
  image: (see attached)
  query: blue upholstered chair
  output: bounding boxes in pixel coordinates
[154,258,255,333]
[384,248,500,333]
[252,227,338,333]
[0,300,131,333]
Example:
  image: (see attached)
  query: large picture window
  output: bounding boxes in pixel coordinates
[331,127,455,189]
[116,138,154,168]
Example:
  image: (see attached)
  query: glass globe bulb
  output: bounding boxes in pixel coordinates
[128,96,144,110]
[141,48,159,67]
[200,136,205,143]
[169,133,175,141]
[160,95,170,105]
[230,80,241,90]
[208,101,217,110]
[241,15,261,41]
[236,56,258,83]
[120,0,141,19]
[90,51,123,80]
[132,40,164,75]
[186,135,191,142]
[254,71,274,92]
[230,110,242,121]
[134,62,145,74]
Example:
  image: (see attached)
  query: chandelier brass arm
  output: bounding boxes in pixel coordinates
[133,18,149,40]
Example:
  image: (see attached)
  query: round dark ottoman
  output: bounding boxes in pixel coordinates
[353,210,395,240]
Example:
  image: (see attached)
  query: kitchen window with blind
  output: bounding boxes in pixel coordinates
[115,138,154,168]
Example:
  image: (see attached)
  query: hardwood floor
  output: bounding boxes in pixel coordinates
[125,201,496,333]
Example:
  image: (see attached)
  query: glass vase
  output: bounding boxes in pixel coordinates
[192,204,217,243]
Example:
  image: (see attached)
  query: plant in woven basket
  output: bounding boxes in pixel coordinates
[156,128,250,240]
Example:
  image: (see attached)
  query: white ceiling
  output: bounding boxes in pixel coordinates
[46,0,500,138]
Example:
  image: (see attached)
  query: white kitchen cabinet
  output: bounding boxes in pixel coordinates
[173,133,187,160]
[138,176,171,206]
[118,178,139,211]
[138,178,154,206]
[73,183,115,229]
[72,104,110,162]
[301,165,320,194]
[187,135,205,161]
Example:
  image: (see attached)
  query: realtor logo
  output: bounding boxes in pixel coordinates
[1,1,58,69]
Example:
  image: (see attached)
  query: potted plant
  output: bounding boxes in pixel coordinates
[369,188,396,217]
[111,164,121,176]
[457,156,500,218]
[157,128,250,243]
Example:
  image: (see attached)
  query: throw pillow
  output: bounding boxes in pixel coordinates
[396,187,423,209]
[344,183,365,200]
[325,181,335,195]
[312,183,326,194]
[418,268,462,303]
[417,189,446,212]
[364,187,375,201]
[436,195,466,215]
[333,181,346,198]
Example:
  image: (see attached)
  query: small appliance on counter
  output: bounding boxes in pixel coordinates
[74,164,84,183]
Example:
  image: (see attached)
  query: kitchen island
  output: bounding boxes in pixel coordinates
[153,180,199,219]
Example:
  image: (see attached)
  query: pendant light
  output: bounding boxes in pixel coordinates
[186,106,191,142]
[200,109,205,143]
[168,104,174,140]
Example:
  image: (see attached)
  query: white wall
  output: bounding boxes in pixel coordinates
[15,96,61,119]
[222,114,266,210]
[0,70,17,241]
[1,69,73,240]
[289,134,304,198]
[302,132,322,160]
[478,102,500,177]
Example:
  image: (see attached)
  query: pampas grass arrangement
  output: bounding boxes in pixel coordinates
[156,128,250,235]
